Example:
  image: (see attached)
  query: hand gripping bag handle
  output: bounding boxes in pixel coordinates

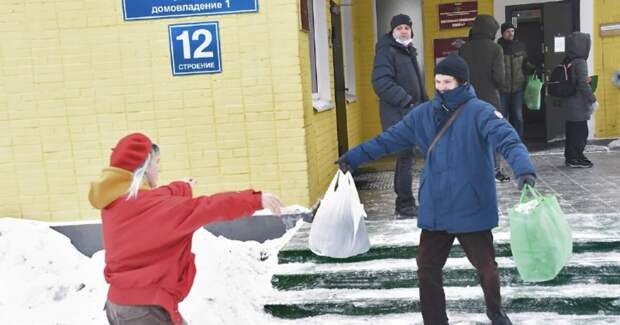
[519,184,543,204]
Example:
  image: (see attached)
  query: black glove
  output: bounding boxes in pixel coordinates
[517,174,536,190]
[335,156,353,174]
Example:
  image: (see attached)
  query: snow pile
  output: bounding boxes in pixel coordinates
[609,138,620,150]
[0,218,106,324]
[184,218,304,324]
[0,212,304,325]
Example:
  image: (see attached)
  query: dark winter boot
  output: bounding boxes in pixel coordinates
[490,310,512,325]
[565,159,593,168]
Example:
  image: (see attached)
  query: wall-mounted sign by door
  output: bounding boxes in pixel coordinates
[168,22,222,76]
[438,1,477,29]
[123,0,258,21]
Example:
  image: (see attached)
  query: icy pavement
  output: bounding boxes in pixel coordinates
[267,150,620,324]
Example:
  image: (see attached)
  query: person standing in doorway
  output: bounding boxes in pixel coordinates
[372,13,428,219]
[459,15,511,183]
[337,54,534,325]
[498,22,536,140]
[562,32,597,168]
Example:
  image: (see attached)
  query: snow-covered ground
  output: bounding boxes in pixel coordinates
[1,212,619,324]
[0,214,304,325]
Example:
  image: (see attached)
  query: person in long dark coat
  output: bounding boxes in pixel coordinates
[371,13,428,218]
[459,15,511,183]
[562,32,597,168]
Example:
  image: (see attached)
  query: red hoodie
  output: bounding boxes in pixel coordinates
[89,167,262,324]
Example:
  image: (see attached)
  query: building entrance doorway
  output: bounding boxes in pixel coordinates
[505,1,579,145]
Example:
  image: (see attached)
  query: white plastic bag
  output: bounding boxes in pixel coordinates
[308,170,371,258]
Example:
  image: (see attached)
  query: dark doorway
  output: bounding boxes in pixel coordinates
[508,8,545,143]
[505,1,577,147]
[330,1,348,155]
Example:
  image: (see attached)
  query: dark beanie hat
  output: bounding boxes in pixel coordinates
[501,22,515,34]
[435,53,469,83]
[110,133,153,172]
[390,14,412,32]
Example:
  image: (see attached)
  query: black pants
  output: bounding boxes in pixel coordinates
[564,121,588,161]
[416,230,502,324]
[394,148,416,211]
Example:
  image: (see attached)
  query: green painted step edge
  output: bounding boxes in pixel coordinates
[272,265,620,291]
[278,241,620,264]
[264,297,620,319]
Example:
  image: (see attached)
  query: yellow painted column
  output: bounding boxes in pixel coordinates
[593,0,620,138]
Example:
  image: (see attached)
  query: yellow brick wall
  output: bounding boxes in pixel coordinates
[352,0,382,141]
[1,1,310,220]
[593,0,620,138]
[301,0,371,205]
[345,101,364,147]
[337,0,367,147]
[422,0,494,93]
[302,0,339,206]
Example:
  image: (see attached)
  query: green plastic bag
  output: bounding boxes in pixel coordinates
[589,75,599,93]
[508,185,572,282]
[524,74,543,111]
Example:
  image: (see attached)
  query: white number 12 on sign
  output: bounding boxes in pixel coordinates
[175,29,214,59]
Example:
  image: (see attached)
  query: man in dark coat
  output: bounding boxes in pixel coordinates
[371,13,428,218]
[498,22,536,139]
[562,32,597,168]
[338,54,532,325]
[459,15,510,183]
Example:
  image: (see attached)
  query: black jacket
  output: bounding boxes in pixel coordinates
[372,33,428,130]
[458,15,505,110]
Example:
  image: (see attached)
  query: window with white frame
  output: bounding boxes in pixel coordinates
[341,0,357,103]
[308,0,333,112]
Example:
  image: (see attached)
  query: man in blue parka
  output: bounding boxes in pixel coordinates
[338,54,536,325]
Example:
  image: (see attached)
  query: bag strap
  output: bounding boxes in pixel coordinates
[427,101,469,156]
[519,184,543,203]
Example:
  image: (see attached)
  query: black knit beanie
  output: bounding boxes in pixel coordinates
[501,22,515,34]
[390,14,412,32]
[435,54,469,84]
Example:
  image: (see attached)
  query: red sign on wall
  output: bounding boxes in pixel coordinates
[438,1,478,29]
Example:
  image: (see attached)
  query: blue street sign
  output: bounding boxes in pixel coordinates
[123,0,259,21]
[168,22,222,76]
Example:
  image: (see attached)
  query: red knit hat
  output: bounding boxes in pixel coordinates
[110,133,153,172]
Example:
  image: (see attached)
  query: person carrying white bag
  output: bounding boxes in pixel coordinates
[336,54,536,325]
[308,170,371,258]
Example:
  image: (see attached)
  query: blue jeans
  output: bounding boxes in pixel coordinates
[500,91,524,139]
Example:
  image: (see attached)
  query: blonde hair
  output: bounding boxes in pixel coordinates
[126,145,159,200]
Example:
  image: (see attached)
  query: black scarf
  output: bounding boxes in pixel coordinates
[498,38,525,55]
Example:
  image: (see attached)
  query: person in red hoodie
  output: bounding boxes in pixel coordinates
[89,133,283,325]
